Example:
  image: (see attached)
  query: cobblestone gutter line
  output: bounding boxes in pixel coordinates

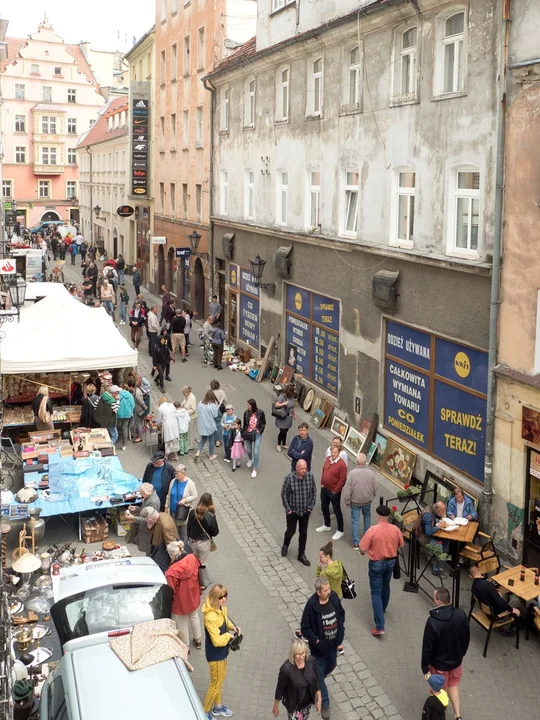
[189,457,403,720]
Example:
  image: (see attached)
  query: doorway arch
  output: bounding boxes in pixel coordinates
[166,247,175,294]
[193,257,205,318]
[41,210,60,222]
[157,245,165,290]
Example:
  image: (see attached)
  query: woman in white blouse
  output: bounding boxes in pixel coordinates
[180,385,197,450]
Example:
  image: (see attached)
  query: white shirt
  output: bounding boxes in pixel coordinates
[326,447,348,464]
[75,234,84,245]
[455,500,465,518]
[147,310,160,333]
[184,313,191,333]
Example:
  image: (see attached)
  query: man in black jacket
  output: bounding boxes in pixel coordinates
[469,565,520,633]
[141,451,175,511]
[300,577,345,720]
[421,587,469,720]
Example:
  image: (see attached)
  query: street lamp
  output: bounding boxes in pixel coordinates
[188,230,201,253]
[249,254,275,292]
[70,196,79,207]
[11,201,17,214]
[93,205,101,218]
[0,274,27,325]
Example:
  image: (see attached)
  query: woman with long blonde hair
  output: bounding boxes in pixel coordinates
[33,385,54,431]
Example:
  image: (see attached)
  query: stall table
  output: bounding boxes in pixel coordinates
[433,521,479,608]
[492,565,540,603]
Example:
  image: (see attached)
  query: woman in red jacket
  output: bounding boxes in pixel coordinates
[165,540,202,649]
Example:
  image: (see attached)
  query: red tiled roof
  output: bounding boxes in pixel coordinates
[1,36,98,85]
[213,37,256,74]
[77,95,129,148]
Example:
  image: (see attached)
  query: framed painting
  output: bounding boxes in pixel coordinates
[330,416,349,440]
[379,438,417,488]
[371,432,388,468]
[420,470,441,507]
[311,408,326,429]
[366,441,377,465]
[344,427,367,457]
[359,418,371,436]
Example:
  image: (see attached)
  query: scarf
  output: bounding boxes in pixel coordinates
[170,479,188,512]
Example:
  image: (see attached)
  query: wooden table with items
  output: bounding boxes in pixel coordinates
[492,565,540,602]
[433,521,480,608]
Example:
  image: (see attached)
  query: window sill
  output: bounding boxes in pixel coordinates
[339,231,358,240]
[197,65,205,72]
[170,148,177,153]
[270,1,296,17]
[275,117,289,125]
[390,92,418,107]
[305,113,323,121]
[243,125,255,131]
[446,248,478,261]
[219,129,230,135]
[183,72,190,79]
[171,78,177,83]
[160,83,166,88]
[195,142,203,149]
[340,104,361,117]
[390,238,414,250]
[432,90,466,102]
[182,145,189,151]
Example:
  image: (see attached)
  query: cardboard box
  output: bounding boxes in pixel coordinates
[81,514,109,544]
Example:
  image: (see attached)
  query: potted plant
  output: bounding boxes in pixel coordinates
[397,483,421,500]
[389,505,404,526]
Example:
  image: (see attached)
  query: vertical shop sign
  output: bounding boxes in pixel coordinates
[228,266,259,349]
[131,82,149,197]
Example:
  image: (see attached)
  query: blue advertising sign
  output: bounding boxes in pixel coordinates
[239,268,259,298]
[386,320,431,372]
[384,359,430,450]
[312,326,339,396]
[435,337,488,395]
[286,285,310,320]
[286,314,311,377]
[239,293,259,348]
[313,294,340,332]
[175,248,191,258]
[432,380,486,483]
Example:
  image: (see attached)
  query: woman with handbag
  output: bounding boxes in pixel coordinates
[195,390,219,461]
[274,385,296,453]
[242,398,266,479]
[316,542,345,655]
[187,493,219,585]
[165,540,203,649]
[273,640,322,720]
[165,465,198,545]
[33,386,54,431]
[210,380,227,448]
[201,583,240,719]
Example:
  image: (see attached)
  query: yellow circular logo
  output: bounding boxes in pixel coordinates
[295,292,303,311]
[231,269,236,285]
[454,351,470,378]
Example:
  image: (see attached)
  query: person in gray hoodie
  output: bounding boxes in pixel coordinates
[342,453,377,549]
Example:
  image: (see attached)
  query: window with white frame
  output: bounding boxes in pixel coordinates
[307,171,321,228]
[15,115,25,132]
[42,116,57,134]
[245,79,255,127]
[159,182,165,211]
[66,180,77,198]
[277,67,289,121]
[183,35,190,76]
[220,170,229,215]
[276,170,288,226]
[31,63,39,74]
[160,0,167,21]
[394,170,415,245]
[342,170,359,236]
[347,47,361,106]
[441,11,465,94]
[182,184,188,219]
[161,50,166,84]
[272,0,294,10]
[311,58,323,116]
[450,168,479,253]
[41,147,57,165]
[68,148,77,164]
[15,84,25,99]
[182,110,189,147]
[220,87,230,131]
[54,66,62,76]
[197,27,205,70]
[38,180,50,198]
[172,0,178,11]
[195,184,202,222]
[160,116,165,146]
[171,44,177,81]
[245,170,255,219]
[394,27,418,100]
[196,106,203,146]
[42,86,52,101]
[170,183,176,214]
[15,147,26,163]
[68,118,77,134]
[171,113,176,149]
[2,180,12,197]
[67,88,76,103]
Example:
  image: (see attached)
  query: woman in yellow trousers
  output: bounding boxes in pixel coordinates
[202,584,241,719]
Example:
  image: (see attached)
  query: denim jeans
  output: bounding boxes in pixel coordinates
[103,299,115,319]
[118,269,125,284]
[198,432,216,455]
[368,558,396,631]
[315,651,337,708]
[244,432,262,469]
[108,426,119,444]
[223,432,232,460]
[321,488,343,532]
[214,412,223,444]
[350,503,372,546]
[119,301,127,323]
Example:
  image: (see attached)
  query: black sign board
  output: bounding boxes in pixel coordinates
[176,248,192,258]
[117,205,135,218]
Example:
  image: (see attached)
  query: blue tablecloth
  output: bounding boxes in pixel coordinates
[19,453,139,518]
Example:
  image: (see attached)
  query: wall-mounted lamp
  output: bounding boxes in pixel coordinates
[249,254,275,292]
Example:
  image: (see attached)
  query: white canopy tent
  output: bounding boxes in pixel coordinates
[0,292,138,373]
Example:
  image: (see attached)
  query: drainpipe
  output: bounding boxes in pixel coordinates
[481,0,511,529]
[203,76,215,297]
[86,147,94,245]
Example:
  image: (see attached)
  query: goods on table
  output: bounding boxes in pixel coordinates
[81,514,109,544]
[3,405,34,426]
[3,372,71,403]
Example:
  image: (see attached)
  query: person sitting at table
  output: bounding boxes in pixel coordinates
[415,502,448,579]
[469,565,520,635]
[447,487,478,521]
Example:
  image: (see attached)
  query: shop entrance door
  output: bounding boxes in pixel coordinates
[157,245,165,289]
[524,446,540,567]
[228,290,237,341]
[193,257,205,318]
[166,247,175,292]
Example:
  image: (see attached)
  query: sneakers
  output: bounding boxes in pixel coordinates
[332,530,345,541]
[251,469,257,478]
[182,358,187,363]
[121,446,126,451]
[371,629,385,637]
[224,458,231,463]
[276,445,282,453]
[352,543,360,550]
[321,706,331,720]
[212,706,233,717]
[316,525,332,533]
[337,646,344,656]
[194,452,200,462]
[209,455,218,461]
[215,441,221,447]
[247,459,253,468]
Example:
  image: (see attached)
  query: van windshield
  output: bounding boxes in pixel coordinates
[51,582,173,647]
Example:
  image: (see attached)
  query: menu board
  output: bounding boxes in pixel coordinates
[285,284,340,396]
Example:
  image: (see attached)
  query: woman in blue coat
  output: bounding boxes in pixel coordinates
[195,390,219,461]
[447,486,478,521]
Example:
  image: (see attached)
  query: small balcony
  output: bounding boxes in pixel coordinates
[33,164,64,175]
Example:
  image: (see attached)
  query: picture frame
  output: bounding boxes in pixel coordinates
[319,401,334,429]
[344,426,366,457]
[379,438,417,488]
[371,432,388,468]
[366,441,377,465]
[311,394,323,414]
[311,408,326,429]
[359,418,371,435]
[330,416,349,440]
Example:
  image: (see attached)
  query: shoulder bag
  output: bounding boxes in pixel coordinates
[392,556,401,580]
[227,615,243,652]
[271,401,288,419]
[197,515,217,552]
[340,564,357,600]
[175,504,191,524]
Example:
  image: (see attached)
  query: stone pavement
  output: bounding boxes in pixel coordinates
[58,263,539,720]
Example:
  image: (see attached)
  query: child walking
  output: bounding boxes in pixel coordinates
[421,674,448,720]
[221,405,237,463]
[230,419,246,471]
[174,401,190,455]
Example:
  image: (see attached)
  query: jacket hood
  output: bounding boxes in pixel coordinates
[435,689,450,707]
[307,590,340,614]
[429,604,455,622]
[202,597,226,620]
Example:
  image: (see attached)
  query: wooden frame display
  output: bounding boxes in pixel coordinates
[366,441,377,465]
[379,437,417,488]
[344,426,366,457]
[330,416,349,440]
[371,432,388,468]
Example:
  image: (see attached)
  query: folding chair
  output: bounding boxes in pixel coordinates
[460,531,496,565]
[468,592,519,657]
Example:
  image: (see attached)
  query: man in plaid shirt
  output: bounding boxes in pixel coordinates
[281,459,316,566]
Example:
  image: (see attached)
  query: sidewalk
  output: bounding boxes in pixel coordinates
[61,262,539,720]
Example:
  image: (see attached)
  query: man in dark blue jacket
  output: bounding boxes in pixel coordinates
[288,423,314,471]
[300,577,345,720]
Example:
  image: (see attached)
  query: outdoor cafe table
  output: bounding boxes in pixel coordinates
[433,520,479,608]
[492,565,540,603]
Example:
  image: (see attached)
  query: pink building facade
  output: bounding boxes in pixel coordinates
[1,19,104,230]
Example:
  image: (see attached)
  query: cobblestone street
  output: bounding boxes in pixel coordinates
[55,263,539,720]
